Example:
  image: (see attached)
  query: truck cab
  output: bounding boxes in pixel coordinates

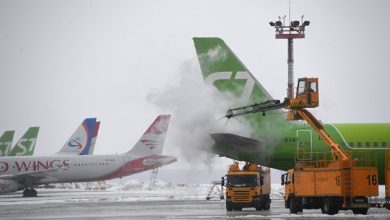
[281,170,296,209]
[222,162,271,211]
[289,77,319,109]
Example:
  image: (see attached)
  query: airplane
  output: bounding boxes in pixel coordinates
[0,131,15,156]
[193,37,390,184]
[55,118,100,156]
[7,127,39,157]
[0,115,177,197]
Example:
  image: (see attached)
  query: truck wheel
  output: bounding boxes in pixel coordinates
[264,201,271,210]
[321,198,331,215]
[289,196,298,214]
[226,204,232,211]
[256,202,262,211]
[263,195,271,210]
[352,208,368,215]
[333,207,339,215]
[321,198,338,215]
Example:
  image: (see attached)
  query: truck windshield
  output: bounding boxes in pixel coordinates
[297,80,306,96]
[226,175,258,187]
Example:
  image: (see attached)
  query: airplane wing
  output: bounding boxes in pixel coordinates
[210,133,269,165]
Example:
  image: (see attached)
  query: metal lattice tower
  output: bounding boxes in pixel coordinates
[269,16,310,99]
[206,181,224,200]
[148,168,159,190]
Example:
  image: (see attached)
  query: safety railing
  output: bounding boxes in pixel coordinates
[295,150,377,168]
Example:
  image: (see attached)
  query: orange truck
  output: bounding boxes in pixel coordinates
[222,162,271,211]
[226,77,379,215]
[280,78,378,215]
[282,158,378,215]
[384,149,390,209]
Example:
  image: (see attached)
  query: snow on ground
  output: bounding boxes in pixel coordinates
[0,179,286,206]
[1,181,389,219]
[0,179,385,207]
[56,179,286,200]
[107,179,214,200]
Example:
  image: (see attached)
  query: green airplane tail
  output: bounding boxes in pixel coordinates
[193,37,274,104]
[8,127,39,156]
[0,130,15,156]
[193,37,288,138]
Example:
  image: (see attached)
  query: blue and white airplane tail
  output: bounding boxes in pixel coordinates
[126,115,171,157]
[56,118,98,156]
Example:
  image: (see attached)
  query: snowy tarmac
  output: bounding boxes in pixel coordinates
[0,181,389,219]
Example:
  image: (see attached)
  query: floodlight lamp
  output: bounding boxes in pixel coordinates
[269,21,275,27]
[303,20,310,26]
[275,21,282,27]
[291,20,300,27]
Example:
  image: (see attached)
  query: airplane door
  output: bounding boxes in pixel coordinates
[296,130,312,160]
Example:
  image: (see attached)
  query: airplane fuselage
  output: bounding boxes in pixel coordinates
[0,154,176,185]
[212,122,390,184]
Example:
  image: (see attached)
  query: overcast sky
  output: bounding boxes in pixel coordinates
[1,0,389,174]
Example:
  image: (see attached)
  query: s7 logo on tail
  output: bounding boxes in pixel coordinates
[15,138,37,156]
[0,142,12,156]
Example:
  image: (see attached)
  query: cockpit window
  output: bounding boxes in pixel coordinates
[309,82,317,92]
[286,173,292,183]
[226,174,258,187]
[297,80,306,96]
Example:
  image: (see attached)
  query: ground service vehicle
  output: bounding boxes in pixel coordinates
[384,149,390,209]
[222,161,271,211]
[226,77,379,215]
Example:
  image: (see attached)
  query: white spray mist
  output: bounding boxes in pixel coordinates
[147,59,253,170]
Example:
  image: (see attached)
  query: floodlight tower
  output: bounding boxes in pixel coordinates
[269,17,310,99]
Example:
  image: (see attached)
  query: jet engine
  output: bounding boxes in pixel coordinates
[0,179,20,193]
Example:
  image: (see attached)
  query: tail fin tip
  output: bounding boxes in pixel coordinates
[127,115,171,157]
[144,115,171,135]
[193,36,274,103]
